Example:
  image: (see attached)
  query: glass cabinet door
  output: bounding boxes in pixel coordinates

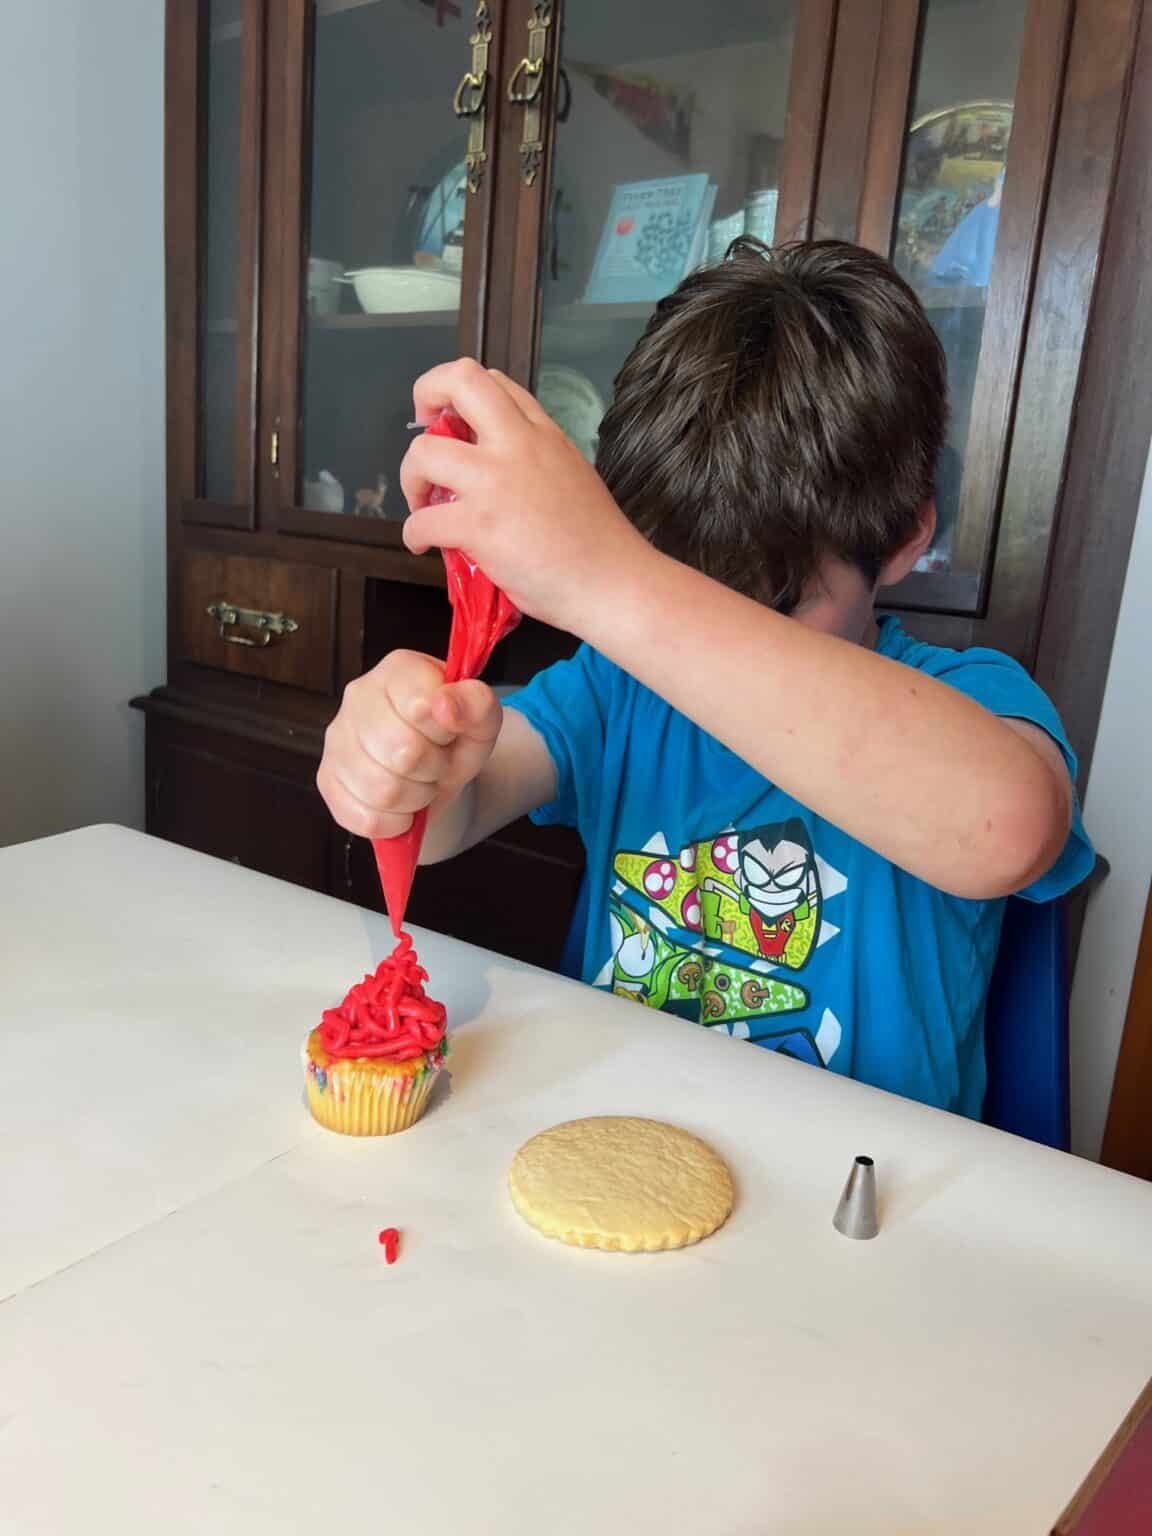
[191,0,261,525]
[530,0,799,461]
[887,0,1030,611]
[279,0,496,534]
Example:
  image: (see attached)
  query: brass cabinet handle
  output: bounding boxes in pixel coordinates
[506,1,553,185]
[506,55,543,106]
[452,1,493,194]
[207,601,299,648]
[453,69,487,116]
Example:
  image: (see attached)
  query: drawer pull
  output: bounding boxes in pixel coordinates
[207,600,299,648]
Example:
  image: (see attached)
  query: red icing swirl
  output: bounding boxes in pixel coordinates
[319,934,447,1062]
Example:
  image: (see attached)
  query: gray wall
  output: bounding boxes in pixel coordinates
[1069,445,1152,1159]
[0,2,166,847]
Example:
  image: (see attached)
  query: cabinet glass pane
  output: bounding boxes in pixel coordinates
[891,0,1029,599]
[297,0,474,521]
[199,0,246,505]
[537,1,797,460]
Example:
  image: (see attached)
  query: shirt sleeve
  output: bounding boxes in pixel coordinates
[503,644,613,831]
[915,644,1096,903]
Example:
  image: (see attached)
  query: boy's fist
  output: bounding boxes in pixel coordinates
[317,650,502,839]
[399,359,651,637]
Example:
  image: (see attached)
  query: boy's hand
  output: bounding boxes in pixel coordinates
[317,650,502,840]
[399,359,653,636]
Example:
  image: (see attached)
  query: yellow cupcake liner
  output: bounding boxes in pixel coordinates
[304,1046,441,1136]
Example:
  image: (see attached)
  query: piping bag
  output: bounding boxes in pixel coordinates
[371,408,521,936]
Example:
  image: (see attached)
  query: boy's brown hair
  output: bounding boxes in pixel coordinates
[595,238,947,614]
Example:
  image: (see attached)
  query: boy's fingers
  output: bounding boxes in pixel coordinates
[399,432,476,512]
[412,358,525,440]
[325,731,437,815]
[316,761,415,841]
[370,731,443,785]
[402,500,472,557]
[431,680,502,742]
[486,369,553,427]
[381,673,458,747]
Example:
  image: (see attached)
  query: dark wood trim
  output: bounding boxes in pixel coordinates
[173,0,261,535]
[165,0,202,668]
[1101,880,1152,1180]
[811,0,884,241]
[855,0,921,254]
[277,507,412,546]
[504,0,565,385]
[182,520,449,585]
[264,0,308,526]
[455,0,504,361]
[977,0,1144,667]
[164,662,338,727]
[181,496,255,530]
[880,568,981,617]
[1035,0,1152,784]
[132,687,328,758]
[488,0,540,374]
[1054,1375,1152,1531]
[953,0,1075,600]
[232,0,265,516]
[255,0,288,530]
[775,0,840,244]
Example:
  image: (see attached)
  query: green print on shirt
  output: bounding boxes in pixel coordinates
[613,817,822,971]
[608,898,808,1029]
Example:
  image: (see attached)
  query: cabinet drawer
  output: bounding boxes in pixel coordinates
[181,551,336,693]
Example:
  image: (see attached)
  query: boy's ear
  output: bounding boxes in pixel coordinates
[877,502,937,587]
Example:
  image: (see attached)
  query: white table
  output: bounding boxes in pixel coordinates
[3,825,1151,1534]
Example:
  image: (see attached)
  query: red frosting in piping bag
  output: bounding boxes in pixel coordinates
[372,407,521,936]
[319,934,447,1062]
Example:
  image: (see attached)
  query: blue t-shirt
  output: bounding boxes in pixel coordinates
[507,618,1094,1116]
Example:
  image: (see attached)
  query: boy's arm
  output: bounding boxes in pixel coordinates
[400,361,1072,902]
[420,708,557,863]
[584,551,1072,900]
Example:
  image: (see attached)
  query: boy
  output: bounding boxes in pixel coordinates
[318,239,1093,1116]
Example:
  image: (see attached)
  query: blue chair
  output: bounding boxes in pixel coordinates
[981,896,1070,1151]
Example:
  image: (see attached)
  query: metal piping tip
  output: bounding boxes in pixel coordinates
[833,1155,879,1240]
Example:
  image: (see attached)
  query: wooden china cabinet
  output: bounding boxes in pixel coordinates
[138,0,1151,967]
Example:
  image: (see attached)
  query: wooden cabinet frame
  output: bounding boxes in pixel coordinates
[147,0,1152,966]
[168,0,266,532]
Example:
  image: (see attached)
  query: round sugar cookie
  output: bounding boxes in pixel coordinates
[508,1116,734,1252]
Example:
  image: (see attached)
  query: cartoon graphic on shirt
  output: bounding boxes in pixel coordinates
[613,818,822,970]
[608,899,810,1039]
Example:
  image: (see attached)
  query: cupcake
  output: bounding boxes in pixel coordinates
[304,934,447,1136]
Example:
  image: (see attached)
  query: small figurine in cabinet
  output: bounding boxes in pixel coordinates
[353,473,389,518]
